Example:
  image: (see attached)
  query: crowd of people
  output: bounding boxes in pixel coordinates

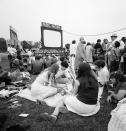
[1,33,126,124]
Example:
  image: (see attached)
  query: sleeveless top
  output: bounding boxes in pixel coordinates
[77,76,98,105]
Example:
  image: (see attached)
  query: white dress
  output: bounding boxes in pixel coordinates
[31,70,57,100]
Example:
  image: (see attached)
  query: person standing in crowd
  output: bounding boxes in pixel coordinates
[94,39,104,61]
[85,42,93,63]
[38,63,100,123]
[102,39,109,53]
[109,41,120,72]
[110,33,118,47]
[70,40,77,70]
[74,37,87,73]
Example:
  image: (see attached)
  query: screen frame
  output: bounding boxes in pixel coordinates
[41,26,63,49]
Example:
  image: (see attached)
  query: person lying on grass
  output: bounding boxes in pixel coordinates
[107,71,126,106]
[37,63,100,123]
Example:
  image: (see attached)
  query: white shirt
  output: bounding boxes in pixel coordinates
[98,66,109,85]
[70,44,77,55]
[55,66,71,79]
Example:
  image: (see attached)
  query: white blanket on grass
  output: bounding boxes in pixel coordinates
[17,88,64,107]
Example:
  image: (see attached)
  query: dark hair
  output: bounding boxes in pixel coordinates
[77,63,97,88]
[94,60,105,68]
[72,40,76,44]
[110,71,123,81]
[97,39,101,43]
[35,55,40,60]
[61,61,69,68]
[60,56,65,62]
[87,42,91,46]
[115,41,120,48]
[78,63,91,78]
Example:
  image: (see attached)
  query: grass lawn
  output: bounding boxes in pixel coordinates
[0,76,112,131]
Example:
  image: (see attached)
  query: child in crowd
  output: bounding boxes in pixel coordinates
[94,60,109,99]
[94,60,109,86]
[55,61,72,84]
[109,41,120,72]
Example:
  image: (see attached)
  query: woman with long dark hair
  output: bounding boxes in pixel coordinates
[38,63,100,123]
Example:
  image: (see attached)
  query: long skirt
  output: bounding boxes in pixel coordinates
[64,95,100,116]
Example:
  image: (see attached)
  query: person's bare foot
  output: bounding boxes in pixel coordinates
[59,106,69,113]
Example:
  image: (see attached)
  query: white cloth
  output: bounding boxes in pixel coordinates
[108,98,126,131]
[98,66,109,85]
[64,95,100,116]
[18,88,64,107]
[85,45,93,63]
[31,70,56,98]
[119,41,125,50]
[70,44,77,55]
[8,47,17,55]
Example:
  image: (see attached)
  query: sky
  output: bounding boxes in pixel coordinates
[0,0,126,45]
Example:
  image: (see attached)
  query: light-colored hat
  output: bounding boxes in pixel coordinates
[111,33,117,37]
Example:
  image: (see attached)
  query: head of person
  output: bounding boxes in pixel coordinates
[80,37,86,44]
[103,39,108,44]
[94,60,105,71]
[72,40,76,44]
[114,41,120,48]
[61,61,69,71]
[97,39,101,44]
[109,71,124,84]
[60,56,65,62]
[87,42,91,46]
[35,55,40,60]
[111,34,118,41]
[78,63,91,78]
[49,63,59,75]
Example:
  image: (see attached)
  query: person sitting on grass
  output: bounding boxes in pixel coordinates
[107,71,126,107]
[31,63,61,101]
[94,60,109,100]
[31,55,43,75]
[55,61,72,84]
[94,60,109,86]
[0,66,20,86]
[38,63,100,123]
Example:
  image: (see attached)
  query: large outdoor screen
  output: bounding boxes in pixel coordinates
[43,30,61,48]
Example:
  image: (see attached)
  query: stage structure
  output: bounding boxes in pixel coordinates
[35,22,65,56]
